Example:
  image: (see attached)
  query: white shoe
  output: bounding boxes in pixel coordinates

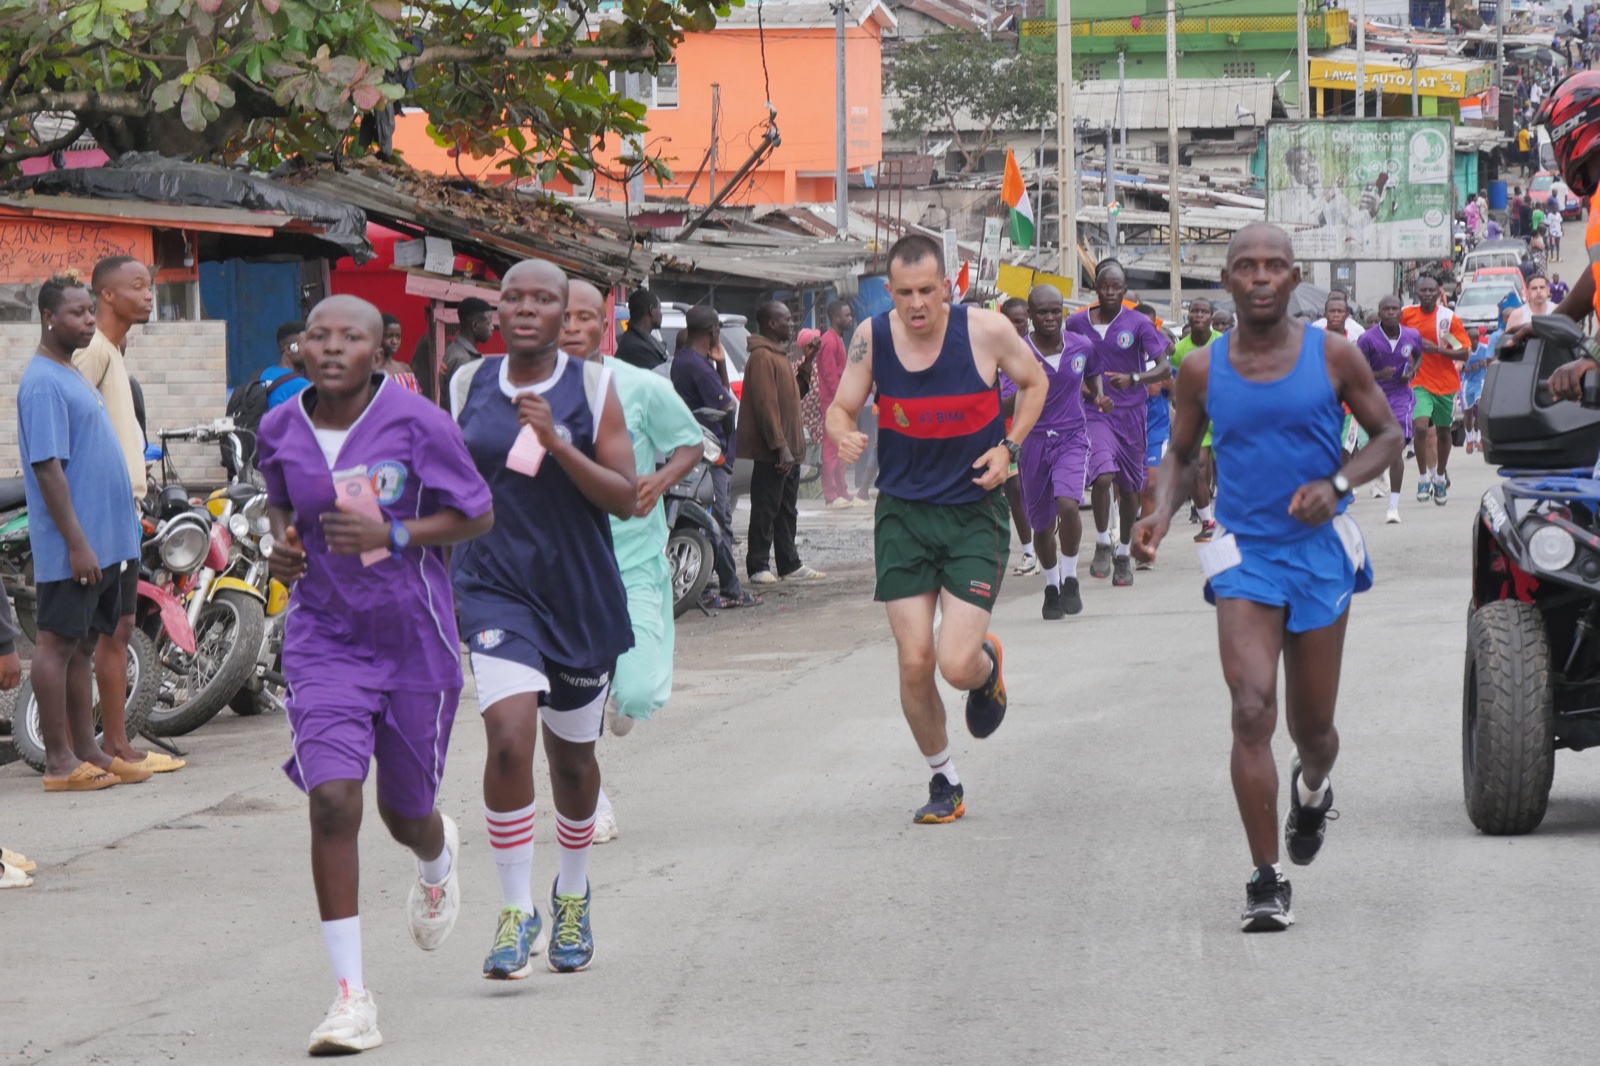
[784,564,828,581]
[592,794,619,845]
[0,862,33,889]
[749,570,779,585]
[1012,554,1041,576]
[407,814,461,952]
[826,498,853,511]
[308,982,382,1055]
[1385,508,1401,525]
[1370,482,1386,499]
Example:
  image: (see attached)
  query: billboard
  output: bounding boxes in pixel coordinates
[1265,119,1454,261]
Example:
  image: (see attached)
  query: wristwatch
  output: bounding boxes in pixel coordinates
[389,519,411,554]
[1329,472,1352,498]
[1003,438,1023,463]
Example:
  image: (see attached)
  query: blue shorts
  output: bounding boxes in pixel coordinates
[1203,517,1373,633]
[466,629,614,743]
[1145,436,1169,469]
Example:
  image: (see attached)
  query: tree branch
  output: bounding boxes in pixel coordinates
[0,90,146,123]
[0,120,86,164]
[399,42,656,70]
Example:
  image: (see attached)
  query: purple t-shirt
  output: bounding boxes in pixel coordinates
[1357,324,1424,402]
[258,376,493,692]
[1065,306,1170,409]
[1025,328,1098,434]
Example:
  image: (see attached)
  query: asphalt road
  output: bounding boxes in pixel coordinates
[7,448,1600,1065]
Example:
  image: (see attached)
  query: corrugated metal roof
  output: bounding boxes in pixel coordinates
[716,0,896,30]
[1072,78,1282,131]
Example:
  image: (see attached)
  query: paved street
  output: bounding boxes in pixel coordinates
[6,455,1600,1065]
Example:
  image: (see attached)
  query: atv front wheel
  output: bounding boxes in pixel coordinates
[1463,601,1555,835]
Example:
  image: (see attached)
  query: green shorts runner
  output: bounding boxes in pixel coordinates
[874,491,1010,609]
[1412,386,1454,428]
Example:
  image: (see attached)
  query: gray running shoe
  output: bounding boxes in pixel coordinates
[1090,542,1114,579]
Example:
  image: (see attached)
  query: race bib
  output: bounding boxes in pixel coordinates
[1197,530,1243,579]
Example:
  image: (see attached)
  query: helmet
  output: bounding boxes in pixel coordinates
[1537,71,1600,196]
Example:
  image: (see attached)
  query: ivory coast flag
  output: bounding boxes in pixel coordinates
[1002,147,1033,249]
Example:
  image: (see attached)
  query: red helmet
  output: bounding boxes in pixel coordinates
[1537,71,1600,196]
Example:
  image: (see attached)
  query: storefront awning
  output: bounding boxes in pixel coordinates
[1308,48,1492,99]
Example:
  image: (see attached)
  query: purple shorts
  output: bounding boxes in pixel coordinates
[1018,428,1090,530]
[1086,405,1148,494]
[1384,389,1415,441]
[283,681,460,819]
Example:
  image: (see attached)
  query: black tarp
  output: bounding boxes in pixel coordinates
[10,153,371,262]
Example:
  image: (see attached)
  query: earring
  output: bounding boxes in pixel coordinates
[46,324,51,331]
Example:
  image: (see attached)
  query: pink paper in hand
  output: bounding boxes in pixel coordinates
[331,466,390,567]
[506,425,546,477]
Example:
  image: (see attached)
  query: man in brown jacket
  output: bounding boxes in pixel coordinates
[739,302,827,584]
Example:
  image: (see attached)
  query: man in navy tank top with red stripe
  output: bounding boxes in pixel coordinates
[1133,224,1403,933]
[825,234,1048,825]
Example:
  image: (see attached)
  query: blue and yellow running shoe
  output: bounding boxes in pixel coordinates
[482,906,547,980]
[548,879,595,973]
[913,773,965,824]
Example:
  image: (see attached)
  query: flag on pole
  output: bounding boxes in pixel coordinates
[1460,95,1484,121]
[956,260,971,298]
[1001,148,1034,250]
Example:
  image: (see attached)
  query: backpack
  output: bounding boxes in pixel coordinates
[226,368,302,431]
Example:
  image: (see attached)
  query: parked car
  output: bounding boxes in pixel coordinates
[1530,170,1583,221]
[1455,270,1528,334]
[1460,238,1528,277]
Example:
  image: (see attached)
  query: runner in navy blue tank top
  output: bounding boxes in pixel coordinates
[1132,223,1403,933]
[453,260,638,979]
[825,234,1047,825]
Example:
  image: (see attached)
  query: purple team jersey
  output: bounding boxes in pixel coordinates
[1065,306,1170,409]
[1357,323,1423,403]
[1027,328,1098,433]
[258,376,493,692]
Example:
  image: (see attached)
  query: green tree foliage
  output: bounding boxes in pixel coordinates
[886,30,1054,175]
[0,0,728,182]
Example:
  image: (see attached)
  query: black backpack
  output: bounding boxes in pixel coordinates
[226,369,302,431]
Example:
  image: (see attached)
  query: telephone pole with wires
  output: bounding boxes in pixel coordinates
[835,0,850,240]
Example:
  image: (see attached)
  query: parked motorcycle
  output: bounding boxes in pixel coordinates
[666,425,723,617]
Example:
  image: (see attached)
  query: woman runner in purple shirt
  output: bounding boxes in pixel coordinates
[260,295,494,1055]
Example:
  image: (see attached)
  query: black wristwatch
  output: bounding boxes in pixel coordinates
[1329,472,1351,498]
[1003,438,1022,463]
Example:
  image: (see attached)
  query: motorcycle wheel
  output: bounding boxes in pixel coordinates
[668,528,715,618]
[1463,600,1555,835]
[147,589,266,737]
[12,629,159,774]
[14,556,36,642]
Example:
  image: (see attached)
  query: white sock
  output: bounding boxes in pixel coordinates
[1061,553,1079,578]
[1198,504,1214,523]
[1426,466,1437,481]
[1434,471,1447,486]
[1114,542,1130,557]
[1296,773,1330,809]
[926,746,960,786]
[554,809,596,898]
[486,801,536,914]
[321,916,363,993]
[1043,562,1061,588]
[1096,530,1112,546]
[1389,491,1400,510]
[417,835,452,886]
[1021,543,1036,558]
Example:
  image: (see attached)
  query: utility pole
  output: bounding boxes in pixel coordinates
[1106,123,1118,252]
[1355,0,1366,117]
[709,83,719,207]
[1166,0,1180,322]
[1117,50,1127,165]
[1058,0,1078,291]
[1495,0,1508,120]
[1296,0,1310,119]
[835,1,849,241]
[1410,50,1420,117]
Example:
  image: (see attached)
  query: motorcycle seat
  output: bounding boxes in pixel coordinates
[0,476,26,512]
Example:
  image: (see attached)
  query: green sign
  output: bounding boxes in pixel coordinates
[1265,119,1454,262]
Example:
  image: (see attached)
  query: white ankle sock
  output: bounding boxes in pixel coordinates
[1096,530,1112,546]
[554,809,596,898]
[1043,562,1061,587]
[1296,773,1329,808]
[1198,504,1215,523]
[1388,491,1400,509]
[1022,543,1036,558]
[1114,542,1130,557]
[417,837,452,886]
[926,746,960,786]
[486,801,536,914]
[1060,553,1079,577]
[321,916,363,993]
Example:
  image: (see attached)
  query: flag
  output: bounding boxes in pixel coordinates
[956,260,971,298]
[1461,95,1484,121]
[1001,148,1034,250]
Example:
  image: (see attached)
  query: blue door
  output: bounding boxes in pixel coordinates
[199,260,303,389]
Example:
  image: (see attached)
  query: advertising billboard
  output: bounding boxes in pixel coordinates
[1264,119,1454,261]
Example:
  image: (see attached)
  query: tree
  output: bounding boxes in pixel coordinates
[0,0,728,182]
[886,31,1054,175]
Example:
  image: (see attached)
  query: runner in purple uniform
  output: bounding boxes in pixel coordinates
[999,297,1039,576]
[1014,284,1101,619]
[1355,295,1422,526]
[1066,259,1173,588]
[258,295,494,1054]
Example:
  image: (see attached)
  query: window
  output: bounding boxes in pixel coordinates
[609,64,679,110]
[1080,61,1103,81]
[1222,61,1257,78]
[653,63,678,109]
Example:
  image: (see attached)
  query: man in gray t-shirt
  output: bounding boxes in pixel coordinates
[440,297,496,405]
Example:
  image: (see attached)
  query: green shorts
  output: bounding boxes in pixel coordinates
[874,491,1009,609]
[1412,386,1454,428]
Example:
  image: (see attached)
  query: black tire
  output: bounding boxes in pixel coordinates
[147,589,266,736]
[229,687,266,716]
[668,528,715,617]
[12,630,158,774]
[1463,600,1555,835]
[14,556,36,643]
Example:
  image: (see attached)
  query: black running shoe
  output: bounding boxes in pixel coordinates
[1042,585,1064,620]
[1090,542,1114,579]
[1189,504,1201,524]
[1284,756,1337,867]
[1060,576,1083,615]
[913,773,966,824]
[1112,554,1133,586]
[1241,865,1294,932]
[964,636,1006,739]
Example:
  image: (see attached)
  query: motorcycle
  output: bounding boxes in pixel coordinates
[206,483,287,718]
[0,475,32,638]
[665,422,724,618]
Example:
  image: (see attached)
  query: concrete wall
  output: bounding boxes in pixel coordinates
[0,321,228,487]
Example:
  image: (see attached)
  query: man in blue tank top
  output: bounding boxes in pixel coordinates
[1132,223,1403,933]
[825,234,1048,825]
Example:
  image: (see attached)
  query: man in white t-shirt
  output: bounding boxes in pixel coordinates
[1311,291,1362,341]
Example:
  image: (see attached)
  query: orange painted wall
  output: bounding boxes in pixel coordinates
[390,21,883,206]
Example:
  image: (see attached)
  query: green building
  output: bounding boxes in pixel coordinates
[1019,0,1351,114]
